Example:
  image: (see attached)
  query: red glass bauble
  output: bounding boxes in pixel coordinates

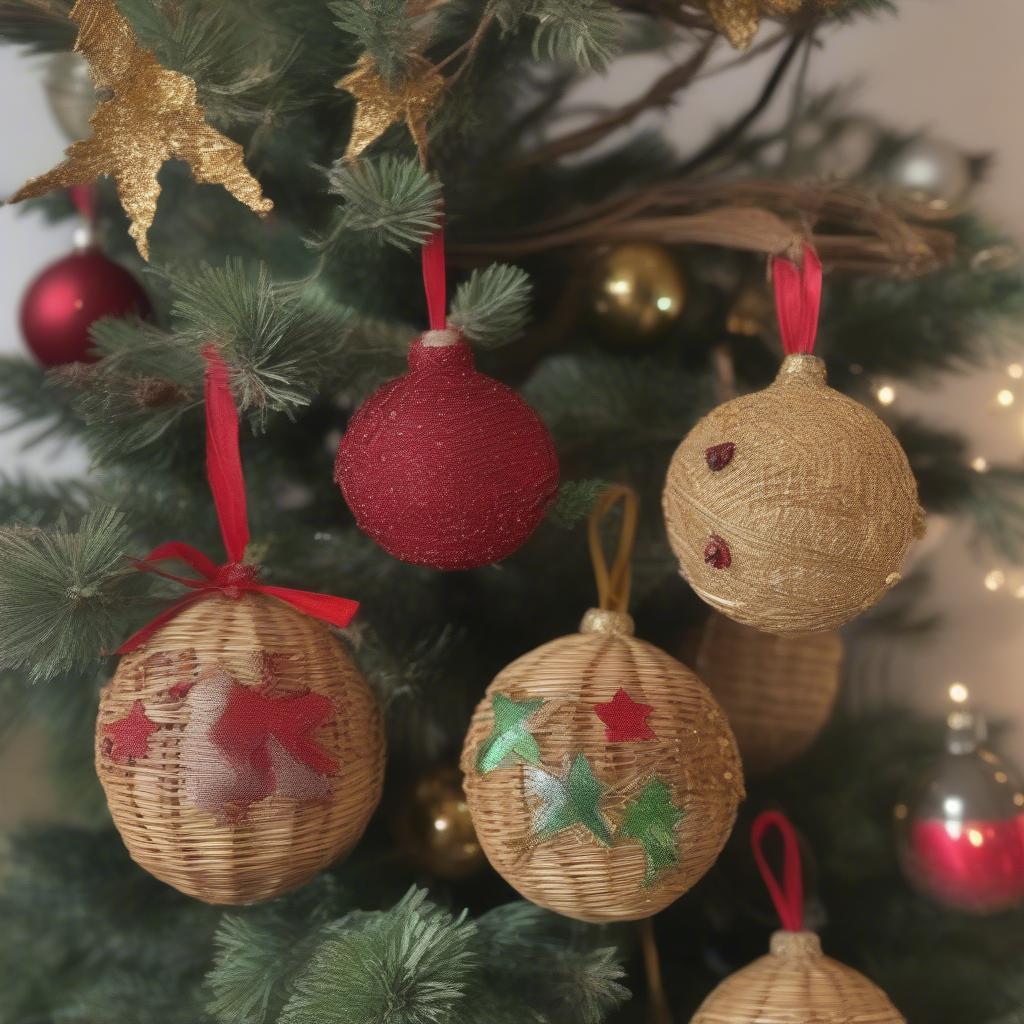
[20,247,151,367]
[335,334,559,570]
[896,705,1024,914]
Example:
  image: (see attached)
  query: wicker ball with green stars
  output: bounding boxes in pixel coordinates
[460,607,744,923]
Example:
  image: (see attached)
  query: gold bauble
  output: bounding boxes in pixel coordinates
[587,243,686,344]
[461,609,744,923]
[96,594,386,905]
[725,280,773,337]
[886,138,973,212]
[696,613,842,774]
[689,930,905,1023]
[663,354,923,634]
[392,765,485,880]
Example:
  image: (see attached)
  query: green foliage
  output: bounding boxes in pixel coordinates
[0,0,75,52]
[449,263,533,346]
[0,355,82,446]
[0,507,138,682]
[280,888,477,1024]
[548,478,607,527]
[330,0,423,86]
[320,156,443,252]
[528,0,622,71]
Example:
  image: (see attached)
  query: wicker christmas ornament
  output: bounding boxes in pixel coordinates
[461,486,744,922]
[690,812,905,1024]
[696,613,842,774]
[96,347,383,904]
[97,594,384,904]
[663,247,923,634]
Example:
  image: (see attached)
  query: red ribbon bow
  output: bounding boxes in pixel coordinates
[751,810,805,932]
[117,346,359,654]
[772,243,822,356]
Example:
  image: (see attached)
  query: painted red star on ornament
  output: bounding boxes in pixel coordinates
[593,688,656,742]
[103,699,159,762]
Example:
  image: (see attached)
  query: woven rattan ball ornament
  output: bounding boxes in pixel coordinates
[96,348,384,904]
[663,247,923,634]
[461,486,744,922]
[690,812,905,1024]
[335,232,559,570]
[695,613,842,775]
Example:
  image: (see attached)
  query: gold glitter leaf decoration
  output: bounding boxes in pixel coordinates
[9,0,273,259]
[703,0,834,49]
[337,53,444,161]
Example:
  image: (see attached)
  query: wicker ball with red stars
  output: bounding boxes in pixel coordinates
[21,246,150,367]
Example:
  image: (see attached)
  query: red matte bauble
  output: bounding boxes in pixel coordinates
[335,335,559,570]
[20,248,151,367]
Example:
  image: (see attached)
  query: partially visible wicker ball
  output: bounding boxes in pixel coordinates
[663,355,923,634]
[695,613,842,775]
[96,594,385,904]
[689,930,905,1024]
[461,609,744,923]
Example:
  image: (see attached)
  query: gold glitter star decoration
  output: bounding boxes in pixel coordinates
[337,53,445,161]
[702,0,837,50]
[9,0,273,259]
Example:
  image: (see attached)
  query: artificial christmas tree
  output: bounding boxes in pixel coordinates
[1,1,1024,1022]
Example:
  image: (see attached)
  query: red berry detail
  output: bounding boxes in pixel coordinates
[705,442,735,471]
[704,535,731,569]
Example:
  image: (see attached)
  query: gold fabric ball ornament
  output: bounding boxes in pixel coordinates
[695,613,842,774]
[689,930,905,1024]
[44,51,97,142]
[586,243,686,344]
[461,487,744,922]
[663,249,923,634]
[392,765,485,880]
[97,594,385,905]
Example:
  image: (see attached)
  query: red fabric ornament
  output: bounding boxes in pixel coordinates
[593,688,656,742]
[20,246,150,367]
[102,699,159,762]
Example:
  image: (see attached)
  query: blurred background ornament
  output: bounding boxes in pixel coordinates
[585,243,686,345]
[695,613,842,775]
[392,764,485,880]
[44,50,97,142]
[895,685,1024,914]
[884,137,975,212]
[725,278,773,338]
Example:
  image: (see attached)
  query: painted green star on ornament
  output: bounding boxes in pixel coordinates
[476,693,545,773]
[619,779,684,884]
[525,753,613,846]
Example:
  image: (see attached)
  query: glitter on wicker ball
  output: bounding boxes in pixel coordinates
[96,346,383,905]
[98,594,385,905]
[663,246,923,634]
[695,612,842,775]
[461,486,744,923]
[335,233,559,571]
[689,812,906,1024]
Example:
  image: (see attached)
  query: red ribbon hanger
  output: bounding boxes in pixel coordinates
[117,346,360,654]
[421,228,448,331]
[751,810,805,932]
[771,243,822,356]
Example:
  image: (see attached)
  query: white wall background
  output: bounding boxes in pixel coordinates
[0,0,1022,825]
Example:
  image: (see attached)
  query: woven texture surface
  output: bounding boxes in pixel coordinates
[696,613,842,775]
[461,610,744,922]
[663,355,922,634]
[690,930,906,1023]
[335,337,559,570]
[96,594,385,905]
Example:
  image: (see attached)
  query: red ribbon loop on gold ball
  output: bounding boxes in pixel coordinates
[421,228,448,332]
[116,346,359,654]
[751,810,805,932]
[771,244,822,356]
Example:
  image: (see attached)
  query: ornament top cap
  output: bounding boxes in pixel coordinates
[775,353,827,385]
[769,930,822,958]
[409,332,473,371]
[580,608,635,636]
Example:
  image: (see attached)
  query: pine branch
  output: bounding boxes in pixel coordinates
[330,0,424,86]
[319,156,443,252]
[449,263,532,346]
[0,508,141,682]
[0,356,82,448]
[548,478,608,527]
[280,887,477,1024]
[528,0,623,71]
